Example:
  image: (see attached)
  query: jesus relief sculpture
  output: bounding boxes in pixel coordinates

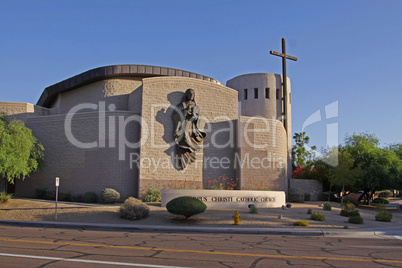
[172,88,207,170]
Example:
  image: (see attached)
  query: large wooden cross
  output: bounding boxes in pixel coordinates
[270,38,298,132]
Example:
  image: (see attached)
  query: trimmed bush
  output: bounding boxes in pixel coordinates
[310,212,325,221]
[348,215,364,224]
[375,210,393,222]
[249,205,258,214]
[101,188,120,203]
[143,186,161,202]
[373,197,390,204]
[341,209,360,217]
[288,188,305,203]
[119,197,150,220]
[293,219,309,226]
[166,196,207,219]
[340,203,360,217]
[323,202,332,211]
[82,192,97,203]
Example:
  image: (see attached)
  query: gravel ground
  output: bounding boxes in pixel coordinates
[0,198,401,230]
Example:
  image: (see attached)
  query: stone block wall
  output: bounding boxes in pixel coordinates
[0,102,50,118]
[138,76,238,196]
[290,179,323,201]
[52,78,143,114]
[237,116,287,191]
[14,111,140,200]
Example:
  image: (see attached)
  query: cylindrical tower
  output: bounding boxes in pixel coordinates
[226,73,292,192]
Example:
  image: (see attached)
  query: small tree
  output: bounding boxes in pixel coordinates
[0,118,44,189]
[292,132,317,170]
[328,147,361,205]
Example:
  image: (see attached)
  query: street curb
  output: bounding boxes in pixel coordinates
[0,220,397,237]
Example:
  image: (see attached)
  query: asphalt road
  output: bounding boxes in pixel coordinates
[0,226,401,267]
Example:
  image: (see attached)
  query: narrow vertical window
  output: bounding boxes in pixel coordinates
[254,88,258,99]
[244,89,248,100]
[276,89,279,99]
[265,88,270,99]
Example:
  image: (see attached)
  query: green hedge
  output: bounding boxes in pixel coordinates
[166,196,207,219]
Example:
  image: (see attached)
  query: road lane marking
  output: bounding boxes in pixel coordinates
[0,252,191,267]
[0,238,401,264]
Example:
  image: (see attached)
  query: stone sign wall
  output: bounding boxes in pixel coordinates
[161,189,286,209]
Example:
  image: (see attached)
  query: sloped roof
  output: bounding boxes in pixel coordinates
[37,65,222,107]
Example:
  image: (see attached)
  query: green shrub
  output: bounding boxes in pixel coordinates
[307,208,312,214]
[293,219,309,226]
[375,210,393,222]
[310,212,325,221]
[323,202,332,211]
[82,192,97,203]
[288,188,305,203]
[119,197,150,220]
[373,197,390,204]
[0,192,12,204]
[35,188,48,199]
[341,209,360,217]
[166,196,207,219]
[340,203,360,217]
[143,186,161,202]
[249,205,258,214]
[348,215,364,224]
[101,188,120,203]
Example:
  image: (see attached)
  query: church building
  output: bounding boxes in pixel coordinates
[0,65,292,200]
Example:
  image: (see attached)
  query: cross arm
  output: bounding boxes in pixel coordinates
[270,50,298,61]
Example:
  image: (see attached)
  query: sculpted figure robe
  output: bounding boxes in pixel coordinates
[172,88,207,170]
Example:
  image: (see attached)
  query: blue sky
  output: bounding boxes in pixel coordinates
[1,0,401,149]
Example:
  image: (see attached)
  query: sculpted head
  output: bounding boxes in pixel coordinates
[184,88,195,102]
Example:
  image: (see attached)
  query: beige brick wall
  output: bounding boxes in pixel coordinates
[138,76,238,195]
[0,102,50,119]
[15,111,140,200]
[238,116,287,191]
[53,78,143,114]
[127,85,143,113]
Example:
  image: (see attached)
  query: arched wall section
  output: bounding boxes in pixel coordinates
[51,78,143,114]
[138,76,239,195]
